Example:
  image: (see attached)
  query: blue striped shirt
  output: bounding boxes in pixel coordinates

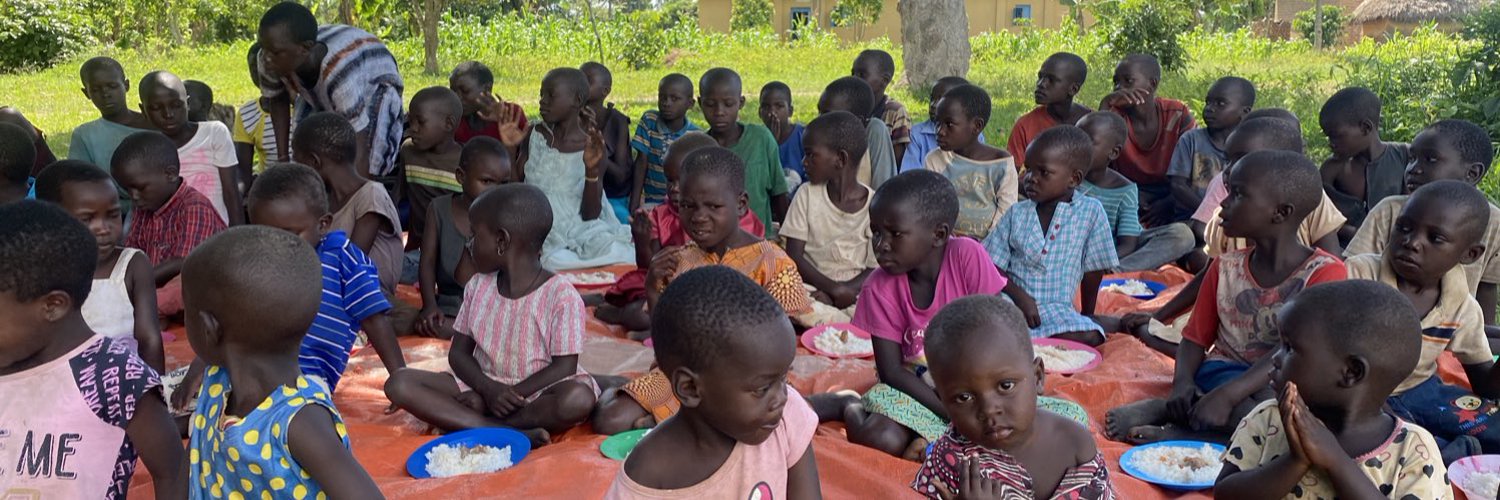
[303,230,391,389]
[630,110,698,206]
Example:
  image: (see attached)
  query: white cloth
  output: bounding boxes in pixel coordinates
[524,129,635,270]
[82,248,141,342]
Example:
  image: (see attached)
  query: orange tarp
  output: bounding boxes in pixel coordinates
[125,266,1466,499]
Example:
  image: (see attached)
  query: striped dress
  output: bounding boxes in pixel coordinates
[258,24,404,177]
[453,273,599,398]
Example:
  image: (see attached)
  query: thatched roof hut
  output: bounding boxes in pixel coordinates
[1351,0,1483,24]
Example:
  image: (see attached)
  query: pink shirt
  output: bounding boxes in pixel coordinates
[177,121,239,224]
[851,237,1007,366]
[1191,172,1229,224]
[453,273,598,396]
[0,336,160,498]
[606,386,816,499]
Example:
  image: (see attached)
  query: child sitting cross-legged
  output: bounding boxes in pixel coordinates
[1105,150,1347,445]
[1349,180,1500,461]
[594,133,765,332]
[385,183,599,446]
[590,147,812,435]
[926,84,1016,241]
[0,201,184,499]
[35,160,164,373]
[414,137,515,338]
[1215,280,1451,498]
[814,170,1008,460]
[783,111,878,325]
[914,295,1113,499]
[604,266,821,499]
[985,126,1117,346]
[182,226,380,497]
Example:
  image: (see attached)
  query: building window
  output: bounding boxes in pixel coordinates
[1012,4,1032,25]
[791,7,812,38]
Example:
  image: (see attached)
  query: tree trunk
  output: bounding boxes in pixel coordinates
[420,0,444,74]
[340,0,355,25]
[897,0,970,92]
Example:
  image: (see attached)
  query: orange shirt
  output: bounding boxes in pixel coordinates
[1111,98,1195,186]
[1007,107,1060,169]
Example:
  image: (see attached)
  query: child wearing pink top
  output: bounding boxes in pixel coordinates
[385,184,598,445]
[0,201,183,499]
[606,266,820,499]
[816,170,1008,461]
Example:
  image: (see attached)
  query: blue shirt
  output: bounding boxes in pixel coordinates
[901,120,986,173]
[25,177,34,199]
[630,110,699,206]
[303,230,391,389]
[778,123,806,187]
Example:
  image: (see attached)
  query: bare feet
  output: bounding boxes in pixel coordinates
[808,390,862,423]
[520,427,552,448]
[1105,399,1168,442]
[901,437,930,461]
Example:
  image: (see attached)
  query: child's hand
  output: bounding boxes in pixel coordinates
[1189,386,1238,431]
[1282,382,1343,469]
[645,248,682,295]
[1012,293,1042,328]
[1167,383,1198,421]
[1101,88,1152,109]
[828,282,860,309]
[481,382,527,418]
[480,93,527,147]
[172,369,203,413]
[416,306,446,338]
[582,107,606,180]
[933,459,1002,500]
[630,207,654,243]
[1119,312,1154,334]
[1142,198,1176,228]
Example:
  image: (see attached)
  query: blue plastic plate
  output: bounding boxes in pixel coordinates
[1119,440,1225,491]
[406,427,533,479]
[1099,278,1168,299]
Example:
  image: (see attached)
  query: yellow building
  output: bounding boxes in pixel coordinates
[699,0,1077,42]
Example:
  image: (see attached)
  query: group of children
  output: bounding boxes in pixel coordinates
[5,3,1500,496]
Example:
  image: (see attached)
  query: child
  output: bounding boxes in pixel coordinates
[1168,76,1254,218]
[293,112,404,293]
[701,68,790,236]
[605,266,820,498]
[385,184,599,445]
[1105,151,1346,445]
[853,49,912,163]
[581,61,635,224]
[1100,54,1196,227]
[985,126,1117,346]
[182,226,380,497]
[449,60,528,144]
[112,131,227,318]
[902,76,983,173]
[595,133,765,332]
[783,111,878,325]
[591,147,811,435]
[69,57,152,171]
[1320,87,1412,244]
[1215,280,1450,497]
[0,201,184,499]
[1077,112,1149,268]
[416,137,515,338]
[631,73,699,210]
[139,70,243,226]
[184,80,236,127]
[760,81,806,192]
[914,295,1113,499]
[819,76,898,190]
[0,122,35,204]
[232,43,282,177]
[826,170,1009,460]
[1008,52,1092,169]
[0,108,57,180]
[924,84,1016,240]
[34,160,164,373]
[400,86,465,251]
[1347,119,1500,325]
[1348,181,1500,459]
[492,67,635,270]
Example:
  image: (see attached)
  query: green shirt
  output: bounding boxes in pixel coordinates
[727,122,788,237]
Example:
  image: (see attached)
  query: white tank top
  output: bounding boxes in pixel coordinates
[81,248,140,340]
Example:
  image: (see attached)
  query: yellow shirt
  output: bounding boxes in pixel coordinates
[1346,195,1500,294]
[1346,253,1492,393]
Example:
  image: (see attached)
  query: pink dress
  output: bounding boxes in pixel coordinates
[176,121,239,224]
[605,386,817,499]
[452,273,598,397]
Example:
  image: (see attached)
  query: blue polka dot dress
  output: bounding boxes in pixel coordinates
[188,366,349,500]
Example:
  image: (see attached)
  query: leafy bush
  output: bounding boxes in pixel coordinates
[1339,26,1472,141]
[1447,2,1500,142]
[0,0,93,72]
[730,0,773,32]
[1293,5,1346,47]
[1090,0,1193,72]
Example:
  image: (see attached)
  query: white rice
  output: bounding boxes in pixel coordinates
[1035,344,1096,372]
[1102,279,1154,296]
[813,328,873,356]
[566,271,616,285]
[424,444,513,477]
[1129,444,1222,485]
[1464,471,1500,498]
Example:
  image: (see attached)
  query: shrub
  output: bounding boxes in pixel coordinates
[1293,5,1346,47]
[0,0,93,73]
[730,0,773,32]
[1091,0,1192,72]
[1338,26,1472,141]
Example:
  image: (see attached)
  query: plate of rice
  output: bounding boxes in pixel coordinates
[406,427,532,479]
[564,270,618,290]
[1449,454,1500,499]
[1032,338,1101,374]
[800,323,875,359]
[1120,440,1225,491]
[1099,278,1167,299]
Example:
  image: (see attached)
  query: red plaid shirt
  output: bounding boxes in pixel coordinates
[124,181,226,266]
